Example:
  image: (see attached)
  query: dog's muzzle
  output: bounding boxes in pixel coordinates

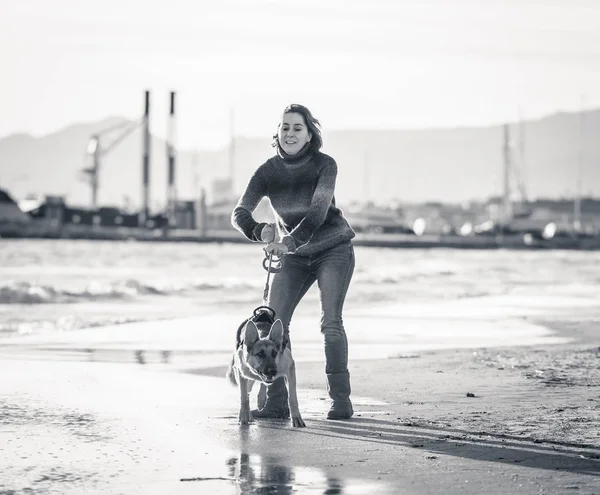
[263,373,277,383]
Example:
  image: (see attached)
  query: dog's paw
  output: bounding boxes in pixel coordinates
[239,410,252,425]
[292,416,306,428]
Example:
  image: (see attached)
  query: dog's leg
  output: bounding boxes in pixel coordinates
[256,383,267,410]
[238,376,252,425]
[285,362,306,427]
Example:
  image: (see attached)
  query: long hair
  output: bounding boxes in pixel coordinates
[272,103,323,153]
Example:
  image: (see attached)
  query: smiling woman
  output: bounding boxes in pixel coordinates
[275,105,323,158]
[278,113,312,156]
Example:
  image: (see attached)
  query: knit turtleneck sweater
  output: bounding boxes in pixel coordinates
[275,141,312,164]
[231,149,355,257]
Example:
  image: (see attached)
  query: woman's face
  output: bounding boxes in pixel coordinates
[278,112,312,156]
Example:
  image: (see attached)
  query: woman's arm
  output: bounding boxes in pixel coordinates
[231,165,269,241]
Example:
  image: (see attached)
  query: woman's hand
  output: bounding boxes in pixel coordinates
[264,242,289,257]
[260,224,276,243]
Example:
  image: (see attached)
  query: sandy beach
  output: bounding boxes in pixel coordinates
[1,301,599,495]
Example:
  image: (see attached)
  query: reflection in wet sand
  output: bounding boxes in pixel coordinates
[183,412,391,494]
[226,452,344,494]
[179,451,348,494]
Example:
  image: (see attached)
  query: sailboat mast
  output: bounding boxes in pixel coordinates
[363,151,369,201]
[517,107,528,203]
[574,96,585,233]
[502,123,512,226]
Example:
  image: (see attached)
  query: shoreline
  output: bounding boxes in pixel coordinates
[0,299,581,364]
[2,226,600,250]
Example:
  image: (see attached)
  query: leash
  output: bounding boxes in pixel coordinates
[253,250,289,351]
[262,250,283,304]
[241,251,282,339]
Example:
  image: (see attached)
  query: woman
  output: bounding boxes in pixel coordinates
[231,103,356,420]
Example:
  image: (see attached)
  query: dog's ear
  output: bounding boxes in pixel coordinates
[267,319,284,348]
[242,320,260,349]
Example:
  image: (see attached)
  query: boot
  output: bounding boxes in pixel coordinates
[326,371,354,420]
[251,377,290,419]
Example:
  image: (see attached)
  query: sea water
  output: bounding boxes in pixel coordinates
[1,239,598,347]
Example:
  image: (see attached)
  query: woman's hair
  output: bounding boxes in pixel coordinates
[272,103,323,152]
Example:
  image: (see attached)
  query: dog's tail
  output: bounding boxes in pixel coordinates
[225,357,237,386]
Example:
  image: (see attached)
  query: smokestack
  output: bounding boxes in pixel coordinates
[167,91,177,227]
[141,90,151,226]
[86,134,100,208]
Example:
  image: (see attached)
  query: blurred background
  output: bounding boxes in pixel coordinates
[1,0,600,246]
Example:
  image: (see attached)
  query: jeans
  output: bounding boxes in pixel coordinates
[267,241,355,374]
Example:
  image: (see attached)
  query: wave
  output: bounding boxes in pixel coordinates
[2,274,595,306]
[0,278,260,304]
[0,315,146,335]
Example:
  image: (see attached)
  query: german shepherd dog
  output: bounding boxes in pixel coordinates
[226,309,305,427]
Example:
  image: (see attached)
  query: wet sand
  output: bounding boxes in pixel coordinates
[1,306,599,494]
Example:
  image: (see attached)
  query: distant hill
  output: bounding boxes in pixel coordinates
[1,110,599,209]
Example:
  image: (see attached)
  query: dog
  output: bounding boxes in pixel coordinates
[226,315,305,428]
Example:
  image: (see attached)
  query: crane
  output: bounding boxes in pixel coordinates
[81,119,142,208]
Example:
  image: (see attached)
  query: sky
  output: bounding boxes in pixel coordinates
[2,0,600,149]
